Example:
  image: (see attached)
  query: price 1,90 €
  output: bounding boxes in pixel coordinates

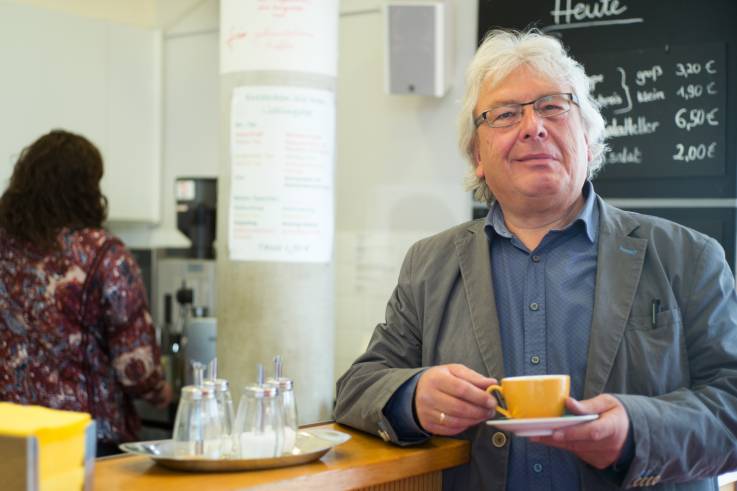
[675,82,718,100]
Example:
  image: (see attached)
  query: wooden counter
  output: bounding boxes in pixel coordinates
[93,423,470,491]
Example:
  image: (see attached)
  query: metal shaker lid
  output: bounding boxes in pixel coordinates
[266,376,293,391]
[180,385,203,401]
[200,380,217,399]
[242,382,279,399]
[212,378,230,393]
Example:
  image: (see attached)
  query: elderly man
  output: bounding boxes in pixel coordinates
[334,29,737,490]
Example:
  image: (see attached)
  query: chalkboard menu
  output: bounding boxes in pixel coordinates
[478,0,737,199]
[578,44,726,178]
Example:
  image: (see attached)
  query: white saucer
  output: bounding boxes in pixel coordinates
[486,414,598,437]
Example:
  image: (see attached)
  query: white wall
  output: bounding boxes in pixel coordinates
[3,0,156,26]
[333,0,476,378]
[157,0,220,246]
[3,0,207,28]
[109,0,220,247]
[0,2,161,223]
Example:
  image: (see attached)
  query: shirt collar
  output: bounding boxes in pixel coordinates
[483,180,598,243]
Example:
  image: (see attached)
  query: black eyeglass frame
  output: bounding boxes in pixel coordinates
[473,92,580,128]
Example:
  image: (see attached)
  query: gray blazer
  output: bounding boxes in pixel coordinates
[335,198,737,490]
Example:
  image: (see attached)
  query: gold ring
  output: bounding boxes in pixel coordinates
[439,411,446,424]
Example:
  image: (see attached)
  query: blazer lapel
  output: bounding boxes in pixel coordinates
[583,199,648,398]
[455,221,506,379]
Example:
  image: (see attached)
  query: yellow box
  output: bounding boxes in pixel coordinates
[0,403,95,491]
[43,466,86,491]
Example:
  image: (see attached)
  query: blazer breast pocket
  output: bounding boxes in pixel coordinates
[626,307,682,331]
[621,308,687,395]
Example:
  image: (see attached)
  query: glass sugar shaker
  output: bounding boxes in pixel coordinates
[233,364,284,458]
[195,362,223,458]
[267,355,298,453]
[172,361,222,458]
[208,358,235,456]
[171,383,204,457]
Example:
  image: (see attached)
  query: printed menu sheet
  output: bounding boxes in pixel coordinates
[220,0,338,76]
[228,86,334,263]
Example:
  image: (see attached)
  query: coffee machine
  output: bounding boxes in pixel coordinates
[132,177,218,439]
[157,177,218,389]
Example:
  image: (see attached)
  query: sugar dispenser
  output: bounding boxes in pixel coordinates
[267,355,298,453]
[233,364,284,459]
[171,361,223,458]
[207,358,235,455]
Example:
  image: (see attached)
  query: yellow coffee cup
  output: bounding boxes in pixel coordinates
[486,375,570,419]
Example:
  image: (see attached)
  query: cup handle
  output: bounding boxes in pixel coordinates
[486,384,511,418]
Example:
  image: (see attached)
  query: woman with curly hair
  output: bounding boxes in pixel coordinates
[0,129,171,456]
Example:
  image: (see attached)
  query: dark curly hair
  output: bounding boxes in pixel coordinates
[0,129,108,251]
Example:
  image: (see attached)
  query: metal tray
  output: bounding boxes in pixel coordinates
[119,428,351,472]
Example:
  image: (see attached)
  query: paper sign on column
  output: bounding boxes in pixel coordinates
[229,86,334,263]
[220,0,338,76]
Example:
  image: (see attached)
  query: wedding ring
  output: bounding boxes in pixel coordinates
[439,411,447,424]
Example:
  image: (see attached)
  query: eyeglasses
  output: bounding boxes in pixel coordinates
[474,93,580,128]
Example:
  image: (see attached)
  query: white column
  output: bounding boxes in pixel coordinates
[216,0,338,424]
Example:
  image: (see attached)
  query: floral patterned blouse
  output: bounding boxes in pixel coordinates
[0,227,167,444]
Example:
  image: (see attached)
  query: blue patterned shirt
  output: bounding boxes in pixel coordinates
[485,181,598,491]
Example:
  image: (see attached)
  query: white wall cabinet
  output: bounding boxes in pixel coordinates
[0,3,161,222]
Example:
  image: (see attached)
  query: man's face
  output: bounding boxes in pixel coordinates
[473,65,591,212]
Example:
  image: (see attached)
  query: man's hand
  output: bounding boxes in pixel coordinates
[530,395,630,469]
[415,364,497,436]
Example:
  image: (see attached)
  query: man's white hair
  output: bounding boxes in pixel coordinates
[459,29,608,204]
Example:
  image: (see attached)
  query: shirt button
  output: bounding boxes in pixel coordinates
[531,255,541,263]
[532,463,543,473]
[491,431,507,448]
[529,302,539,311]
[530,355,541,365]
